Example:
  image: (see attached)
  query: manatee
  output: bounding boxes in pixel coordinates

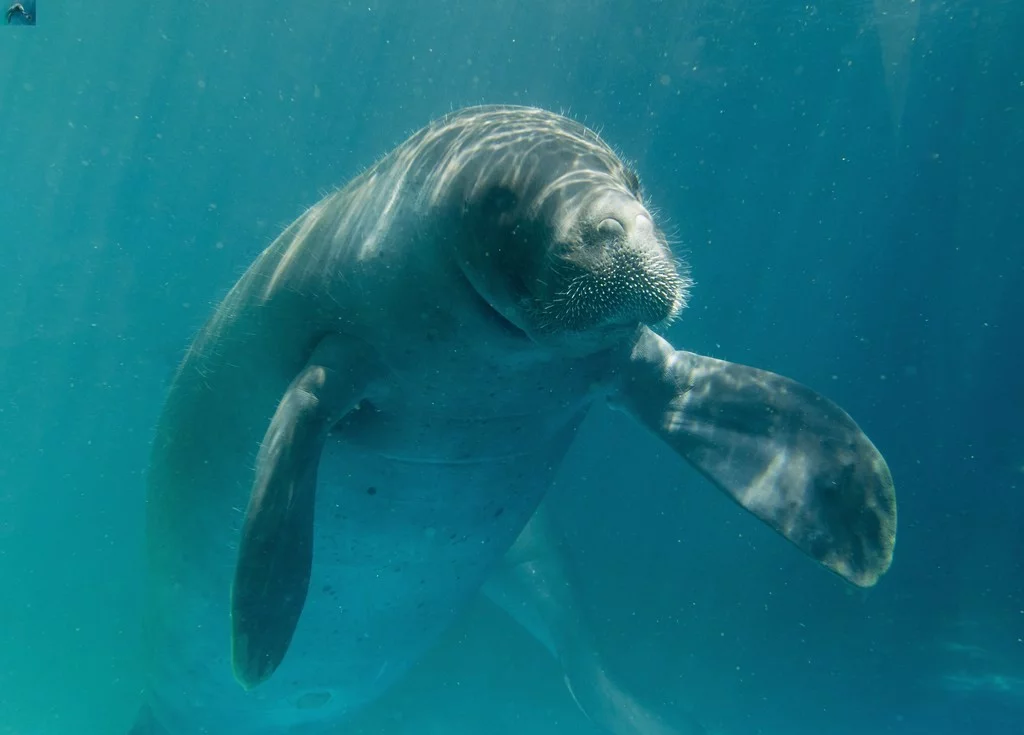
[132,105,896,734]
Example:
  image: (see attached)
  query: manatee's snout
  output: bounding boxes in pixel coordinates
[600,210,666,272]
[508,183,691,347]
[550,195,688,335]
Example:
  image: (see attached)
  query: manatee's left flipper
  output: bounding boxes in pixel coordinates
[611,326,897,587]
[231,333,380,690]
[484,503,707,735]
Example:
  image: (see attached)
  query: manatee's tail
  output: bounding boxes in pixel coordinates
[127,704,170,735]
[484,503,707,735]
[558,648,708,735]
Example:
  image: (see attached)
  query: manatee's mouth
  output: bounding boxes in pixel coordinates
[537,247,690,334]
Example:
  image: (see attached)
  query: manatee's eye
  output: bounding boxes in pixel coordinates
[480,186,518,220]
[597,218,625,239]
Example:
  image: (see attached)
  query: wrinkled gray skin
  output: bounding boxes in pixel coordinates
[132,106,896,734]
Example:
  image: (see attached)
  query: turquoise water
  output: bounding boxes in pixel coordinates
[1,1,1021,733]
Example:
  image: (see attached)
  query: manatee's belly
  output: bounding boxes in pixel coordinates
[145,413,574,735]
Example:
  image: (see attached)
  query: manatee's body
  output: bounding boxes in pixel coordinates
[136,106,897,735]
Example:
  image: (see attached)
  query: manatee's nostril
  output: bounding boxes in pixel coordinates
[597,218,625,238]
[634,213,652,231]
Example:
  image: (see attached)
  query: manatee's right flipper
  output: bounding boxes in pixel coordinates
[231,333,380,690]
[484,503,707,735]
[611,326,897,587]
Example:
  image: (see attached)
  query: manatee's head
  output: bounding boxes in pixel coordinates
[454,141,690,354]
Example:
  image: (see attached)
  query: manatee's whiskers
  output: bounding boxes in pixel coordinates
[540,248,688,332]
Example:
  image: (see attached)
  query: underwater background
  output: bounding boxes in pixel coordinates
[0,0,1021,733]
